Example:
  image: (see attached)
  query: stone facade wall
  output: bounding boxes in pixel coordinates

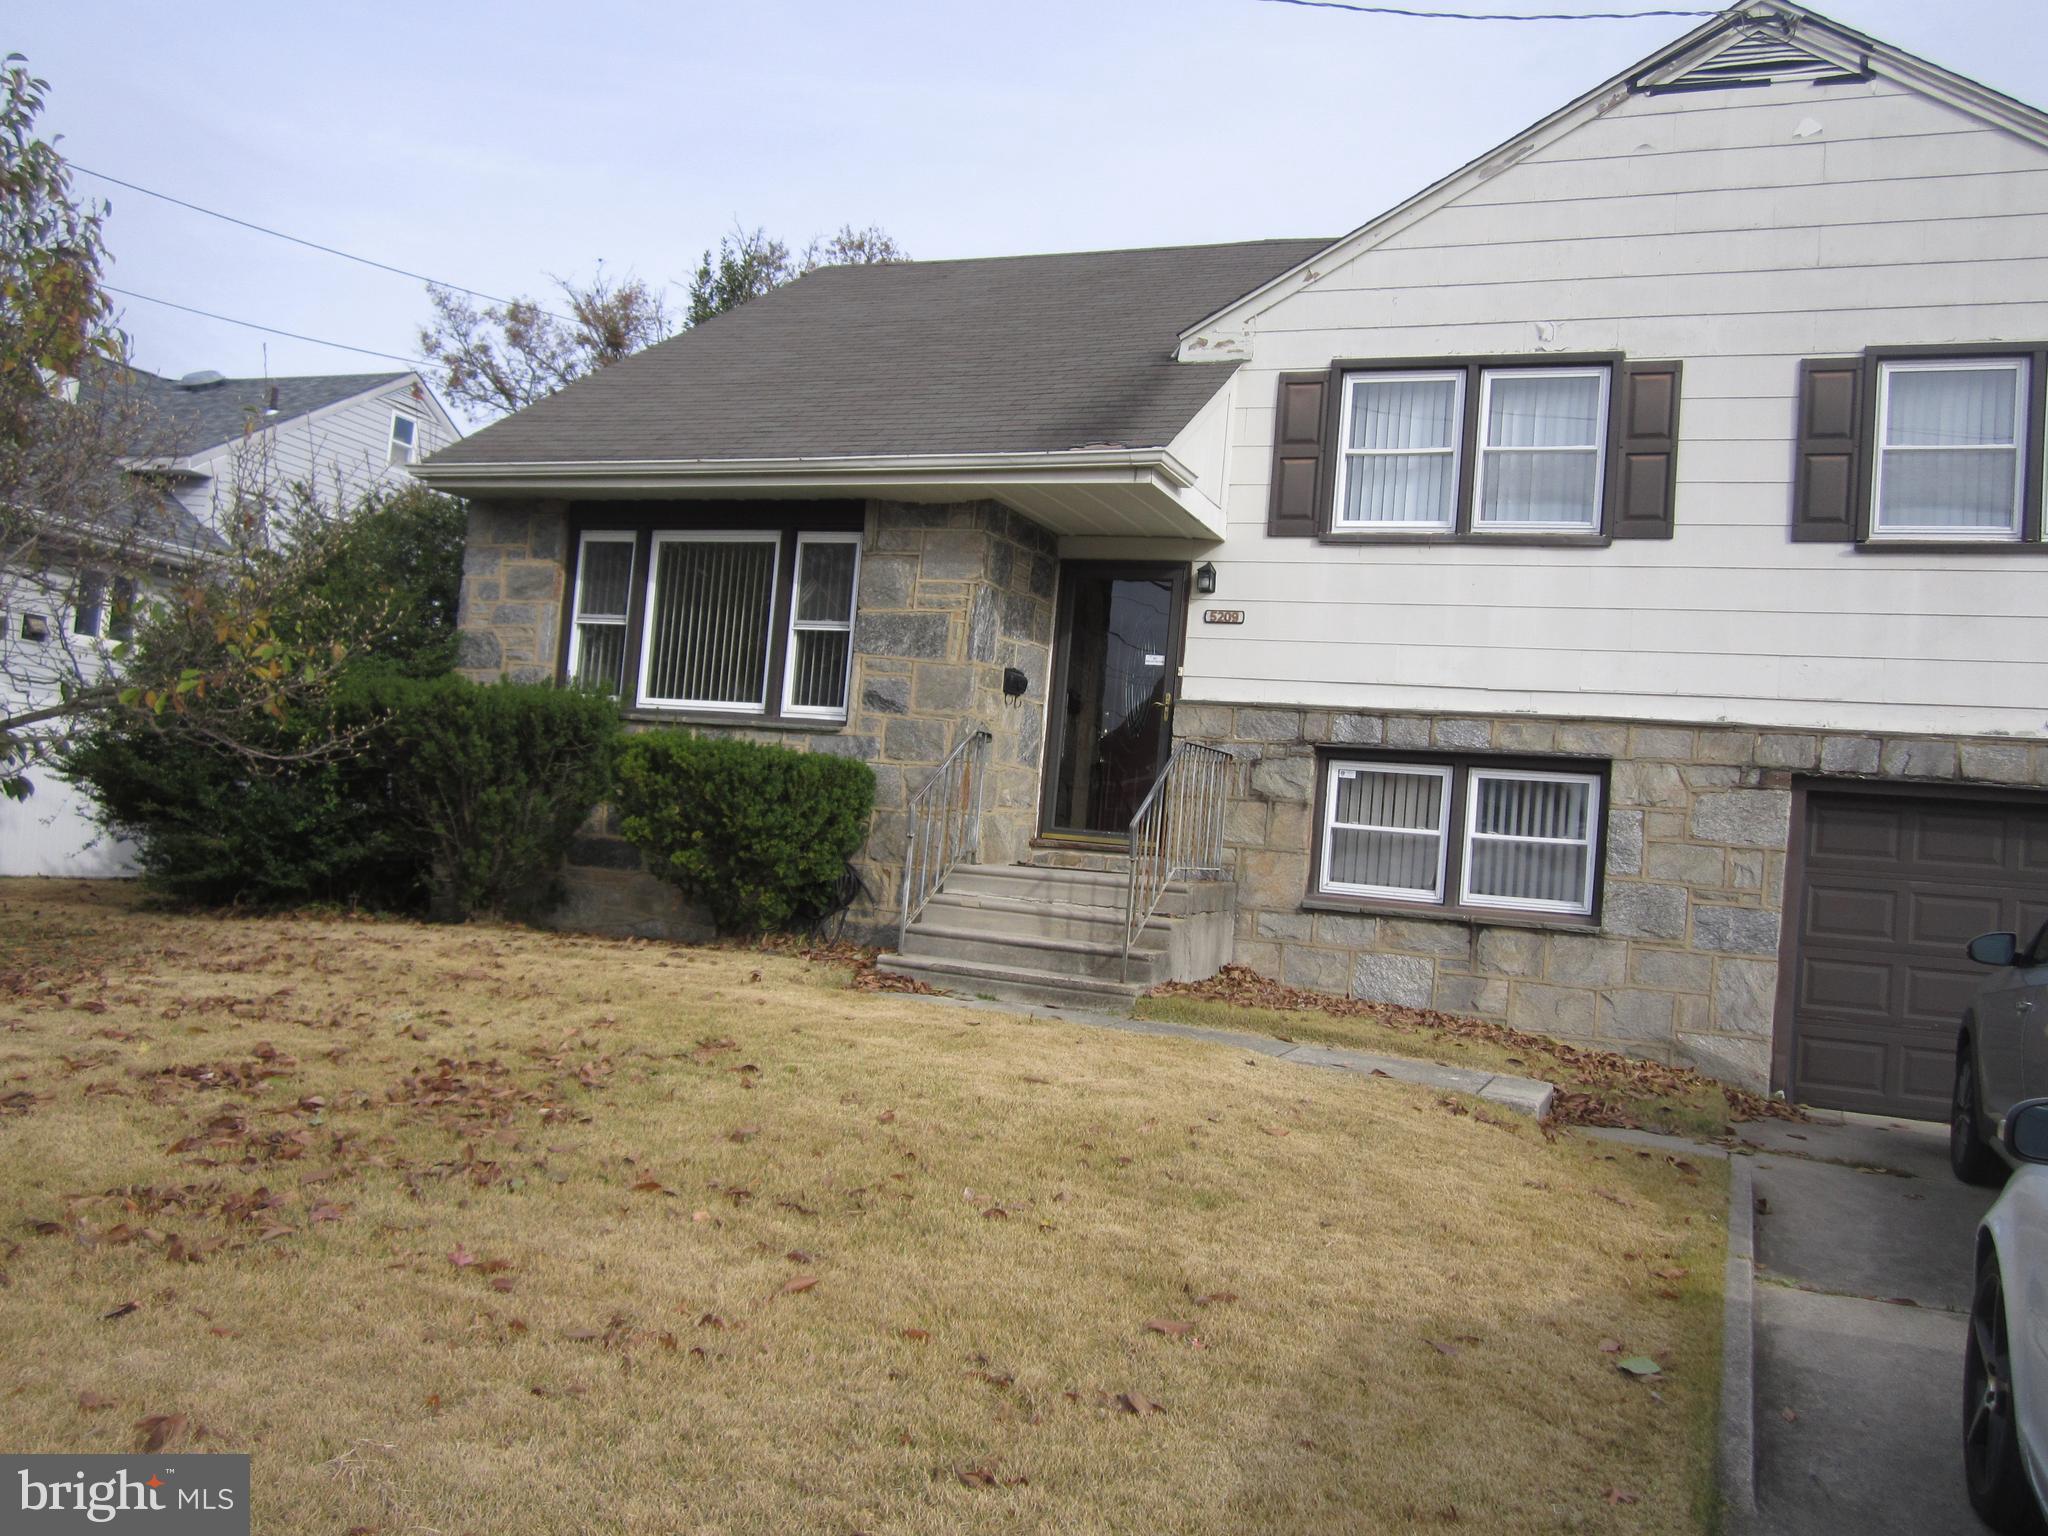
[1178,702,2048,1092]
[453,497,1057,943]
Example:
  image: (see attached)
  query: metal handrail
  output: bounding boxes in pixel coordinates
[1123,741,1235,981]
[898,727,993,945]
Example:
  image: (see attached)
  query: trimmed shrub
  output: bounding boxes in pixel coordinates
[613,732,875,934]
[67,675,619,919]
[62,714,417,908]
[355,673,620,920]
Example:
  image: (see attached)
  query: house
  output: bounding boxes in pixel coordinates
[419,1,2048,1119]
[0,367,459,878]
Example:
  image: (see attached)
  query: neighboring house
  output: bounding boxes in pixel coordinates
[0,368,459,878]
[114,367,460,542]
[422,1,2048,1117]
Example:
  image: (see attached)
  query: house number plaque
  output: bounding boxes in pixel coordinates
[1202,609,1245,625]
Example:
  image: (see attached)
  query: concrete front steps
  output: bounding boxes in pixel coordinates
[876,861,1234,1010]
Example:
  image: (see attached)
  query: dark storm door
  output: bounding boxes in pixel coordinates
[1040,562,1187,840]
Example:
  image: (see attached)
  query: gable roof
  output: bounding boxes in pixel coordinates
[1178,1,2048,346]
[100,367,414,459]
[422,239,1330,471]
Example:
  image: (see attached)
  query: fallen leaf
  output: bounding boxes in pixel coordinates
[1780,1407,1799,1423]
[1261,1125,1290,1138]
[101,1301,138,1321]
[1616,1356,1663,1378]
[1116,1391,1166,1416]
[1145,1319,1196,1338]
[77,1390,117,1411]
[1194,1291,1238,1307]
[899,1327,930,1342]
[1425,1337,1460,1357]
[778,1275,819,1296]
[877,1110,895,1124]
[133,1412,187,1453]
[447,1246,477,1269]
[1652,1266,1688,1281]
[1602,1488,1640,1506]
[1598,1338,1624,1354]
[786,1250,814,1264]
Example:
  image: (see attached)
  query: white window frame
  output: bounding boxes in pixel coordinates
[565,531,635,694]
[1318,761,1454,904]
[781,531,862,721]
[1332,370,1465,532]
[1868,356,2028,542]
[1458,767,1602,917]
[635,530,781,714]
[1471,365,1610,533]
[388,411,419,467]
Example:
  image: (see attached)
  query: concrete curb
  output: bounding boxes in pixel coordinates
[899,991,1558,1118]
[1720,1152,1759,1525]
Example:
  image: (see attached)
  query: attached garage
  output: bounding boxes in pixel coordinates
[1786,789,2048,1120]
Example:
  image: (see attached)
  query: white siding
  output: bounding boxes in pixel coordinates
[174,375,460,536]
[1188,75,2048,736]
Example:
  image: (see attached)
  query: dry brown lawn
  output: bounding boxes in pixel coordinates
[0,881,1727,1534]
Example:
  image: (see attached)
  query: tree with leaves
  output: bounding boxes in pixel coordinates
[685,223,908,327]
[417,265,674,417]
[417,224,907,416]
[0,55,395,802]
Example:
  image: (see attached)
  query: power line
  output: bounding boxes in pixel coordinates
[102,285,430,368]
[1256,0,1719,18]
[71,163,572,321]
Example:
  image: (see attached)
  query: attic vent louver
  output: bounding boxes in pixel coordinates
[1643,27,1871,95]
[176,369,227,389]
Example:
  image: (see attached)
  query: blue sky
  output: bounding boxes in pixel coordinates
[18,1,2048,404]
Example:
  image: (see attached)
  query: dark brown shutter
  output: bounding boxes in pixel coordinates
[1792,358,1864,542]
[1609,360,1682,539]
[1266,372,1328,538]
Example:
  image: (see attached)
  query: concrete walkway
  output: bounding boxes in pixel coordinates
[1734,1113,2002,1536]
[903,991,1557,1117]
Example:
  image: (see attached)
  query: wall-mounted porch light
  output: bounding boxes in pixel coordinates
[1194,561,1218,596]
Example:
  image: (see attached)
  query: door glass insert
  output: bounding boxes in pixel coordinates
[1048,570,1176,836]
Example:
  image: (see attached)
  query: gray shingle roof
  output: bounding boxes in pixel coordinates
[100,367,412,458]
[425,239,1332,468]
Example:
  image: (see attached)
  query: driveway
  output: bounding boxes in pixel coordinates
[1740,1112,2004,1535]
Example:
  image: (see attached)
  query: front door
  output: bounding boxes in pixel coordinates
[1041,562,1187,840]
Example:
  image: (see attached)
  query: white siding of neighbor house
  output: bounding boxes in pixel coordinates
[171,375,458,537]
[1184,73,2048,737]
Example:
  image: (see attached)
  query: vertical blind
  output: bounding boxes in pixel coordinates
[571,537,634,694]
[1477,371,1603,526]
[786,537,858,713]
[1463,773,1596,911]
[1877,363,2023,531]
[1340,375,1461,525]
[1325,767,1449,897]
[642,536,777,708]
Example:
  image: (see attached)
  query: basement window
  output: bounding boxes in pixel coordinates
[1316,753,1605,920]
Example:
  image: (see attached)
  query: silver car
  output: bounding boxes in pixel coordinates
[1955,928,2048,1185]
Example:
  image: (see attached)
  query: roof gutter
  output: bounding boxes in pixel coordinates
[411,445,1200,496]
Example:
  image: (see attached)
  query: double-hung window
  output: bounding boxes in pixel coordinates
[389,413,419,467]
[1793,345,2048,546]
[1331,361,1616,536]
[562,512,864,722]
[566,532,635,694]
[1474,367,1608,531]
[1335,373,1464,530]
[1871,358,2027,540]
[1318,755,1604,919]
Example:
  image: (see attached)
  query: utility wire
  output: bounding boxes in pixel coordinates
[1256,0,1720,18]
[103,285,430,369]
[71,163,572,321]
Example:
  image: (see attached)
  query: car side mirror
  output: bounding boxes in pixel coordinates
[2004,1099,2048,1164]
[1969,932,2020,967]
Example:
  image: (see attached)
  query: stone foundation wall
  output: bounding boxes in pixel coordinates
[1178,702,2048,1092]
[454,497,1056,943]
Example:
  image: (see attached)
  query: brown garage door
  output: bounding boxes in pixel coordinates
[1792,792,2048,1119]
